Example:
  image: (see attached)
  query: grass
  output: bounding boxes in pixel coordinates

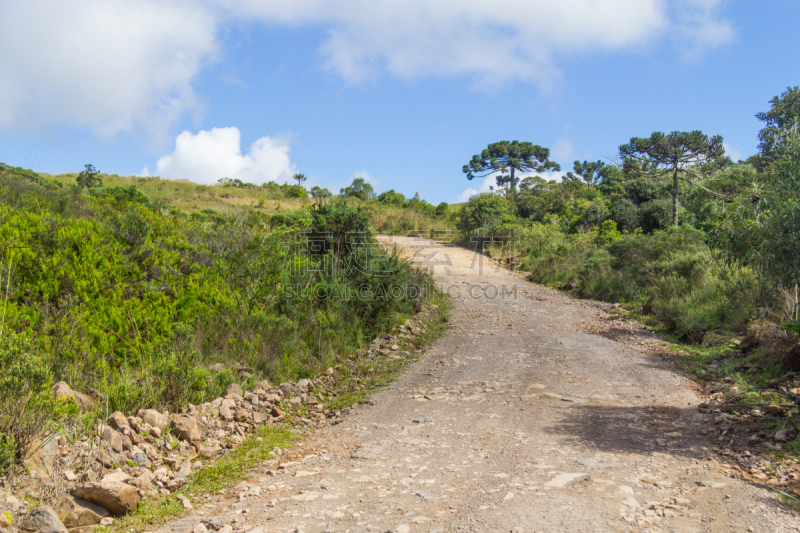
[105,424,299,532]
[775,489,800,512]
[37,170,454,236]
[44,172,311,215]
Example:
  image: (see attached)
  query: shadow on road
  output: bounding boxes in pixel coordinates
[544,404,794,510]
[545,404,719,461]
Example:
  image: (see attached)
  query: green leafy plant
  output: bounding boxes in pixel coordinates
[0,331,57,467]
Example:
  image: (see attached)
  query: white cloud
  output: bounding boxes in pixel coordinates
[723,142,743,163]
[457,175,496,203]
[0,0,217,140]
[672,0,736,61]
[154,127,295,185]
[551,139,574,162]
[540,169,570,182]
[221,0,734,89]
[0,1,735,138]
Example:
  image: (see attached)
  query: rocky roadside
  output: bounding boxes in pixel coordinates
[0,305,441,533]
[572,298,800,504]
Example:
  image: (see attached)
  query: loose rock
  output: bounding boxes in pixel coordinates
[170,415,203,442]
[544,473,590,488]
[226,383,244,397]
[71,482,141,515]
[23,437,59,479]
[101,427,124,453]
[138,409,169,431]
[21,506,67,533]
[50,381,96,410]
[55,496,109,528]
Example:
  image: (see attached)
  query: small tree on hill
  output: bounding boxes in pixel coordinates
[340,177,374,200]
[463,141,560,195]
[619,131,729,227]
[293,173,308,186]
[310,186,332,200]
[76,164,102,189]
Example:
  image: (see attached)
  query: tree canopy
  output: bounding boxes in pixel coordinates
[463,141,560,193]
[619,131,729,227]
[340,177,374,200]
[310,185,332,199]
[715,126,800,289]
[76,164,102,189]
[565,160,606,188]
[755,86,800,169]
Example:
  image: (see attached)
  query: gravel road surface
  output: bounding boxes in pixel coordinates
[157,236,798,533]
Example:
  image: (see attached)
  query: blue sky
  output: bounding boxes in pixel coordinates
[1,0,798,203]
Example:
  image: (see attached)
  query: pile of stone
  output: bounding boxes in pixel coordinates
[365,312,428,359]
[2,370,341,532]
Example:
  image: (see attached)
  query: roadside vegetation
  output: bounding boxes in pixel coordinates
[0,164,449,475]
[452,87,800,456]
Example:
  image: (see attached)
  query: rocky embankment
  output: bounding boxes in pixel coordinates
[0,309,433,533]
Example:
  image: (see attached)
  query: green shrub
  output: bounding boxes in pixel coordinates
[308,197,371,262]
[0,331,57,466]
[714,127,800,289]
[638,198,673,233]
[377,189,406,206]
[268,208,312,229]
[90,185,152,208]
[520,224,760,340]
[0,433,15,474]
[0,163,439,470]
[609,196,641,232]
[340,178,374,200]
[281,184,308,199]
[580,201,607,229]
[457,193,511,234]
[310,186,332,199]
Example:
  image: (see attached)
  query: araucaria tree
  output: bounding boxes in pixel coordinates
[619,131,729,227]
[565,160,606,188]
[463,141,560,195]
[293,173,308,186]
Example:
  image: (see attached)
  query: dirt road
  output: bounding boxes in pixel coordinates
[158,236,798,533]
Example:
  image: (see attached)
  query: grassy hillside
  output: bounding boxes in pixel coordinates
[40,170,454,235]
